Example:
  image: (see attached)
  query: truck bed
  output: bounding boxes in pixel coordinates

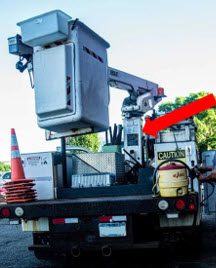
[0,193,198,220]
[0,195,158,219]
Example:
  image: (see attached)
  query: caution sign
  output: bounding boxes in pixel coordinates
[157,150,186,161]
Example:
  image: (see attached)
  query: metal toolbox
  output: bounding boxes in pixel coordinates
[156,120,196,143]
[17,10,71,47]
[21,151,74,200]
[72,152,125,181]
[21,152,57,200]
[71,173,114,188]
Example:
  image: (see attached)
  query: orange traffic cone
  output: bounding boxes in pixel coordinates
[4,128,37,203]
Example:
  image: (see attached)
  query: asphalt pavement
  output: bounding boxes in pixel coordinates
[1,216,216,268]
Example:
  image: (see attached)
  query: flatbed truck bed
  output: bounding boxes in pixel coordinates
[0,193,198,219]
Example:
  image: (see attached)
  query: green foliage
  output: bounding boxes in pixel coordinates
[158,91,216,152]
[0,162,10,172]
[67,133,101,152]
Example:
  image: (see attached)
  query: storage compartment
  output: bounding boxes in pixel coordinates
[17,10,71,47]
[34,44,75,117]
[71,173,114,188]
[72,152,125,182]
[22,152,57,200]
[31,19,110,133]
[22,152,73,199]
[156,120,196,143]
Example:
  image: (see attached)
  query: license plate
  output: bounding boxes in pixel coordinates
[10,220,20,225]
[166,213,179,219]
[99,222,126,237]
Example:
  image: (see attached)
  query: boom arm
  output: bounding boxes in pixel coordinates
[108,67,165,166]
[108,67,158,96]
[108,67,164,117]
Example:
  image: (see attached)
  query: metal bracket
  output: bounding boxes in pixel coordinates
[108,67,158,95]
[45,128,92,140]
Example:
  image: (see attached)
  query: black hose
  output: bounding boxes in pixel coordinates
[123,149,142,168]
[200,181,215,206]
[61,137,68,188]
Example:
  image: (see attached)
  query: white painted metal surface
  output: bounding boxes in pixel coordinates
[28,15,110,133]
[17,10,71,47]
[72,173,113,188]
[34,44,75,117]
[22,217,49,232]
[123,117,143,165]
[22,152,56,200]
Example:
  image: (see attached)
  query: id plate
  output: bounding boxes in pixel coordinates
[99,222,126,237]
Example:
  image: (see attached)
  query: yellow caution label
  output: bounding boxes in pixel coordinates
[157,150,185,161]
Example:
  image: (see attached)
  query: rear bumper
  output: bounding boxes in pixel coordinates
[28,240,160,253]
[0,193,198,220]
[28,224,200,255]
[0,195,156,219]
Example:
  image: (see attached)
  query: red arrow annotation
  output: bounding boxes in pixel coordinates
[143,93,216,138]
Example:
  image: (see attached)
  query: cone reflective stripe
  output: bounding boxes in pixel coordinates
[11,128,25,181]
[11,128,21,158]
[11,150,21,159]
[4,128,37,204]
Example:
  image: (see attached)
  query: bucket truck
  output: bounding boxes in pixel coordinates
[0,10,202,259]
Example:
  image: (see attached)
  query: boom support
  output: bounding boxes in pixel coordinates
[108,67,164,165]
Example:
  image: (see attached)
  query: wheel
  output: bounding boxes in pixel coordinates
[33,249,51,260]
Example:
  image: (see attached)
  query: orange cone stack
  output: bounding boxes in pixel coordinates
[4,128,37,203]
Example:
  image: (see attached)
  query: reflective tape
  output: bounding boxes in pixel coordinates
[11,150,21,159]
[112,216,127,222]
[52,218,79,225]
[11,135,18,147]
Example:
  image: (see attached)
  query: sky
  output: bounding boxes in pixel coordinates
[0,0,215,161]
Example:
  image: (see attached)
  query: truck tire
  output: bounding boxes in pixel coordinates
[33,249,51,260]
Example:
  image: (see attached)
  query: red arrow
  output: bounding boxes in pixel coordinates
[143,93,216,137]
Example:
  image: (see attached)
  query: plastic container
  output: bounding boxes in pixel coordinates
[158,163,188,197]
[17,10,71,47]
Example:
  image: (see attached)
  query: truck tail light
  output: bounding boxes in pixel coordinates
[52,218,79,225]
[175,199,186,211]
[98,216,127,223]
[98,216,112,223]
[1,207,11,218]
[52,218,65,225]
[188,203,196,211]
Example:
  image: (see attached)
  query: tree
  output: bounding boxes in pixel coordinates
[158,91,216,152]
[0,162,10,172]
[67,133,101,152]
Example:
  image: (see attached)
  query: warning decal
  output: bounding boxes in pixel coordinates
[27,156,41,166]
[157,150,185,161]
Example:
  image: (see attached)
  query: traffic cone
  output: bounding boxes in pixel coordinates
[4,128,37,203]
